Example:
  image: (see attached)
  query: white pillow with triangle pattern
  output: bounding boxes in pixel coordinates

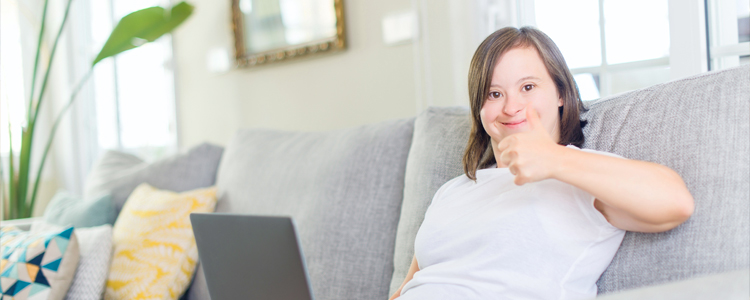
[1,225,80,300]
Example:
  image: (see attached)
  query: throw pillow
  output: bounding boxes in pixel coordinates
[1,226,80,300]
[32,222,113,300]
[389,106,470,295]
[104,183,218,300]
[84,143,224,215]
[43,191,116,228]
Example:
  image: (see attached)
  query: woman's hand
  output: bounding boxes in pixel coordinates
[388,287,402,300]
[496,104,563,185]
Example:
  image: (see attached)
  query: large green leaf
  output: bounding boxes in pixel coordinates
[92,1,193,66]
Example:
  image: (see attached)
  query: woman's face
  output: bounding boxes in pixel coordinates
[480,46,563,147]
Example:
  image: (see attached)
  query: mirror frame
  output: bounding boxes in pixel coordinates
[231,0,347,67]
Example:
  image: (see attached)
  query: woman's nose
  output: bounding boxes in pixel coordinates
[503,94,526,116]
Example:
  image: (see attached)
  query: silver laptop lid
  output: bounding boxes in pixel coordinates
[190,213,314,300]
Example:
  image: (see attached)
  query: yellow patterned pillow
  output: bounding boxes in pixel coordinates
[104,183,217,300]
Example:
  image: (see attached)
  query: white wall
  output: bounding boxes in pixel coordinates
[173,0,424,149]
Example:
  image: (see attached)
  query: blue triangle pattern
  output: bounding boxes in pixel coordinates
[1,263,16,278]
[2,282,17,296]
[27,252,43,266]
[54,236,69,255]
[6,264,17,279]
[1,278,16,294]
[29,282,49,296]
[17,249,26,263]
[59,227,73,240]
[34,268,49,286]
[12,280,30,295]
[42,258,61,272]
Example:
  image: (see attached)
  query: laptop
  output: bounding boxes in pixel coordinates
[190,213,315,300]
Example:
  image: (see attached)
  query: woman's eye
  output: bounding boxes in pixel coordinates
[523,84,534,91]
[489,92,502,99]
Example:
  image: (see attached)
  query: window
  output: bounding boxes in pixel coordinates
[706,0,750,70]
[483,0,745,101]
[533,0,671,100]
[0,0,26,156]
[91,0,179,162]
[1,0,179,196]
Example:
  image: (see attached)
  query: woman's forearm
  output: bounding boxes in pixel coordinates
[551,146,694,232]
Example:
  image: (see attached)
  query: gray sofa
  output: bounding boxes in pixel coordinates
[69,65,750,299]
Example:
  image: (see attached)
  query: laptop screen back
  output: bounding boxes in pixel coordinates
[191,213,314,300]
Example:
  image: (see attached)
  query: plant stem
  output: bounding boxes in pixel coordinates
[27,0,51,123]
[28,68,94,213]
[18,0,74,218]
[7,122,16,220]
[16,128,31,218]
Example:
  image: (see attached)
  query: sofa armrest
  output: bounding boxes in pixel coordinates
[594,269,750,300]
[0,217,43,231]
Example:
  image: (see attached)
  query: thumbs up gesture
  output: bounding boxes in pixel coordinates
[496,104,562,185]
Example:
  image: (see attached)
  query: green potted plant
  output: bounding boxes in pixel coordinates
[2,0,194,220]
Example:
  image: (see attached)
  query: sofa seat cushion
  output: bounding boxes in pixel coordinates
[583,65,750,294]
[187,119,414,300]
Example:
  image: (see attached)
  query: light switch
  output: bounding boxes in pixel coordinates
[382,11,418,46]
[206,47,231,74]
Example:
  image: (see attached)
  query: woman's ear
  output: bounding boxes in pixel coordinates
[558,97,564,107]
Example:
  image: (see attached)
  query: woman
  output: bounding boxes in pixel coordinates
[389,27,694,300]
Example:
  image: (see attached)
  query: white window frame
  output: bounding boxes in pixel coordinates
[706,0,750,70]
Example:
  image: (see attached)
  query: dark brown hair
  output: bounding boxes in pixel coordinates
[463,26,588,180]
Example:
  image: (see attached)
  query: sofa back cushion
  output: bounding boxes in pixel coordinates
[584,66,749,293]
[186,119,414,300]
[388,107,471,294]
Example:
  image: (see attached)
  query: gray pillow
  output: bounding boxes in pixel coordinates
[389,106,471,295]
[187,119,415,300]
[583,65,750,294]
[84,143,224,214]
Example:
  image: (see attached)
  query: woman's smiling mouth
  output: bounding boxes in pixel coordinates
[502,119,527,129]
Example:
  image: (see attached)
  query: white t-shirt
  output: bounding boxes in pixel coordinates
[399,146,626,300]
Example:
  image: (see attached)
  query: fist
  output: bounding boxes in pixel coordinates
[497,104,562,185]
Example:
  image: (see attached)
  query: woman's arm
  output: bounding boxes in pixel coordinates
[550,147,694,232]
[389,255,420,300]
[496,105,694,232]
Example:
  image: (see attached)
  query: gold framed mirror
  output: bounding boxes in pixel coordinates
[231,0,346,67]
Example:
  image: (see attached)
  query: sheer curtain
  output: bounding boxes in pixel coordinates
[1,0,98,215]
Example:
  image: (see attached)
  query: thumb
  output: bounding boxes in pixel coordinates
[525,104,543,131]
